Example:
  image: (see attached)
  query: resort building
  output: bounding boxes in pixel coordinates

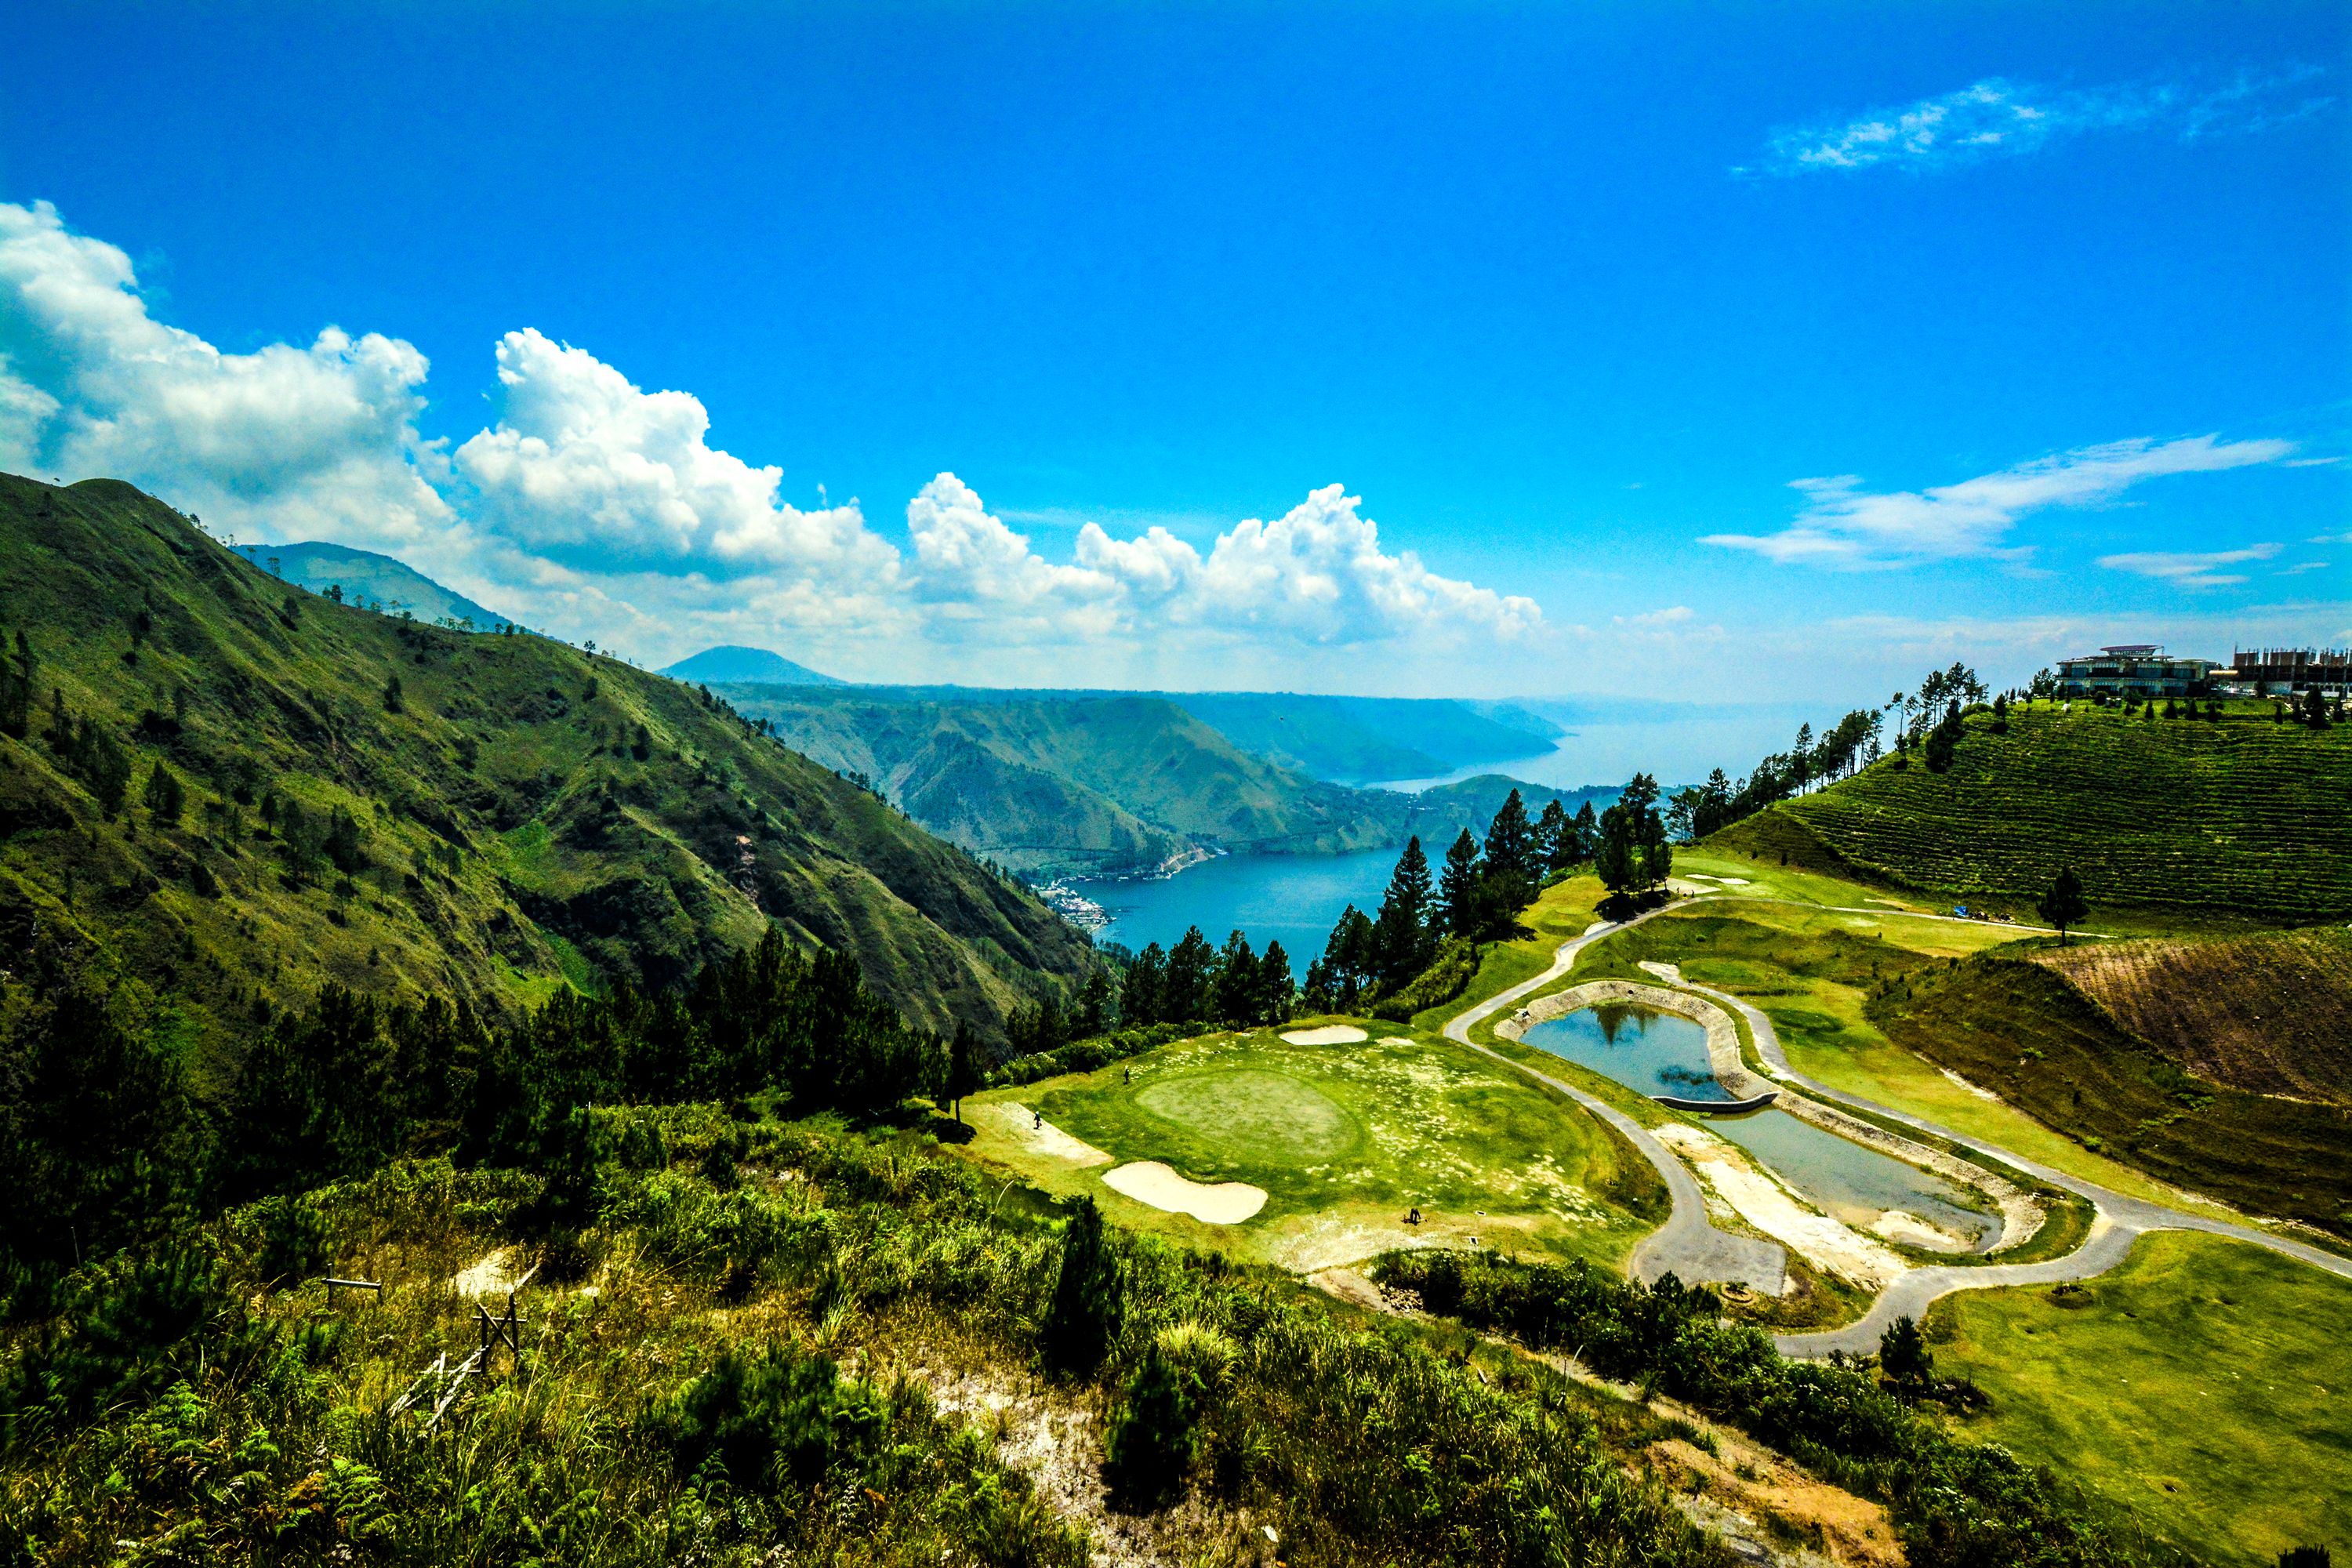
[2053,645,2220,699]
[2222,648,2352,699]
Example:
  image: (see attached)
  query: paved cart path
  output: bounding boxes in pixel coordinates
[1439,896,2352,1357]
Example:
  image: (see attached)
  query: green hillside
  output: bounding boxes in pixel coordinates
[726,689,1399,876]
[728,688,1610,878]
[0,474,1093,1051]
[1711,702,2352,920]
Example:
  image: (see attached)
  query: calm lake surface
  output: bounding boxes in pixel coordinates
[1522,1004,1734,1102]
[1070,848,1398,958]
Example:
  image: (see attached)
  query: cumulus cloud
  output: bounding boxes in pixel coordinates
[1702,435,2295,568]
[0,198,1537,677]
[0,199,451,546]
[898,474,1541,647]
[454,328,893,587]
[1754,69,2334,176]
[2097,543,2283,587]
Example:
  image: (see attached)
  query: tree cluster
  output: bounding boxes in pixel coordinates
[1118,928,1294,1031]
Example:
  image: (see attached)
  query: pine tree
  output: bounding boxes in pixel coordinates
[1163,927,1216,1023]
[1482,788,1535,880]
[1256,939,1294,1024]
[1044,1196,1123,1374]
[143,760,187,827]
[1121,942,1167,1025]
[1438,829,1482,938]
[946,1024,982,1123]
[2037,866,2089,946]
[1371,837,1434,986]
[1534,798,1569,873]
[1570,802,1599,866]
[1210,931,1261,1025]
[1879,1314,1934,1392]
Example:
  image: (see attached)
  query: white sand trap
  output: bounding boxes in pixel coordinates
[1280,1024,1367,1044]
[1102,1162,1267,1224]
[1378,1036,1414,1047]
[983,1102,1112,1167]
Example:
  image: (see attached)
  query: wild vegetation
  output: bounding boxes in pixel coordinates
[1374,1248,2194,1567]
[2036,927,2352,1105]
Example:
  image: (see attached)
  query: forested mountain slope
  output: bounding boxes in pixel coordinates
[728,686,1613,878]
[725,689,1401,876]
[0,474,1093,1050]
[1709,702,2352,920]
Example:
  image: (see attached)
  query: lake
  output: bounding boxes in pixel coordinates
[1070,847,1399,960]
[1377,701,1818,792]
[1521,1003,1735,1102]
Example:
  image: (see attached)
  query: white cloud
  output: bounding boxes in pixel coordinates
[1614,605,1695,628]
[0,199,451,546]
[1756,69,2334,176]
[1702,435,2295,568]
[2274,561,2332,577]
[2096,543,2283,587]
[454,328,894,586]
[899,474,1541,648]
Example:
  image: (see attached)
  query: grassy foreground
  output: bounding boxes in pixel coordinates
[1930,1231,2352,1566]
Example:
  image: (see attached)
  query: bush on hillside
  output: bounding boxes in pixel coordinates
[1370,935,1482,1021]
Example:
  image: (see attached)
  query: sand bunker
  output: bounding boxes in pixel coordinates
[983,1102,1112,1167]
[1378,1036,1414,1047]
[1279,1024,1367,1045]
[1102,1161,1267,1224]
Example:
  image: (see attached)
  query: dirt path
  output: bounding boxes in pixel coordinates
[1443,911,1788,1294]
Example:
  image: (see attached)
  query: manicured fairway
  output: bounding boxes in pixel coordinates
[1930,1231,2352,1566]
[961,1025,1664,1271]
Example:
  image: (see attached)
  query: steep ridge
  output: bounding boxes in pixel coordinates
[232,540,510,630]
[1709,702,2352,920]
[727,689,1398,876]
[0,474,1093,1049]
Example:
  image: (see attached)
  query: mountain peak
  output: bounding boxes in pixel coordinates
[664,644,844,686]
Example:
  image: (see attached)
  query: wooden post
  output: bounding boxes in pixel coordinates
[324,1277,382,1309]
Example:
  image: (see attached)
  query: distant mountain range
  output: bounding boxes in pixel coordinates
[238,540,510,630]
[724,684,1612,878]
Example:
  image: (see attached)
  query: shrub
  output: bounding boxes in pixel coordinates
[661,1342,888,1492]
[1044,1196,1122,1374]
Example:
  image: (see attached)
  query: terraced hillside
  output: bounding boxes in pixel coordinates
[0,474,1094,1054]
[1870,956,2352,1237]
[2038,927,2352,1105]
[1711,702,2352,920]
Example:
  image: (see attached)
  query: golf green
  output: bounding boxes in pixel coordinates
[1134,1069,1361,1163]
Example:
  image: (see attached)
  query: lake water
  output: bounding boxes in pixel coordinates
[1071,847,1399,959]
[1377,702,1818,792]
[1522,1004,1735,1102]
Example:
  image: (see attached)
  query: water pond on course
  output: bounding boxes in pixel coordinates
[1526,1005,1999,1250]
[1522,1004,1736,1103]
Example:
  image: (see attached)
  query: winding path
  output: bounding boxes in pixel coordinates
[1674,977,2352,1354]
[1441,900,2352,1358]
[1442,912,1788,1294]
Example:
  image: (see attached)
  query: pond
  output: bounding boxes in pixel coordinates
[1709,1108,1999,1251]
[1523,1004,2000,1251]
[1521,1004,1737,1103]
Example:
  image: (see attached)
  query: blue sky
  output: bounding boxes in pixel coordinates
[2,1,2345,700]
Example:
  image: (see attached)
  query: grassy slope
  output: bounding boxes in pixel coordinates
[2038,927,2352,1105]
[0,475,1092,1054]
[1711,701,2352,922]
[1930,1231,2352,1567]
[1871,956,2352,1237]
[964,1022,1663,1271]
